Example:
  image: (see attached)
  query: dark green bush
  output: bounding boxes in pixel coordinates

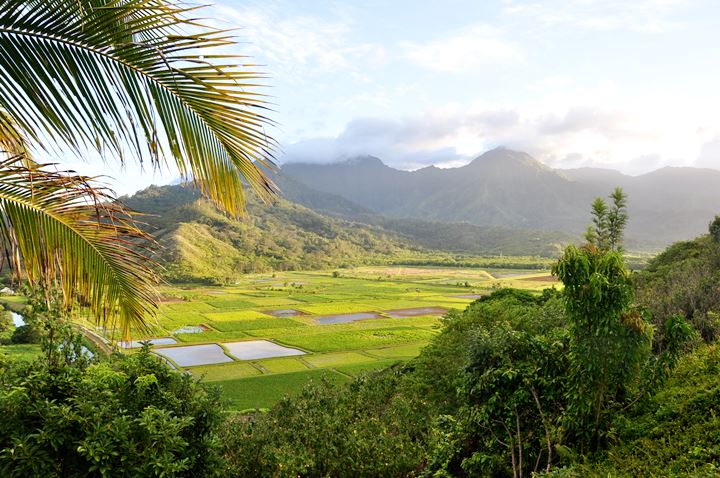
[10,324,39,344]
[220,369,430,478]
[0,345,223,477]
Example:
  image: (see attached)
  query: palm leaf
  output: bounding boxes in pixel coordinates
[0,0,277,217]
[0,155,159,339]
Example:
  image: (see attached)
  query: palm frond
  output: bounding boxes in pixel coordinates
[0,156,159,339]
[0,0,277,216]
[0,109,31,159]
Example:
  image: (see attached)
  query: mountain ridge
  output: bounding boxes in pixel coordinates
[279,148,720,248]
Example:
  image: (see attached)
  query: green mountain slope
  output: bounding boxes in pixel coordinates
[262,165,573,256]
[122,185,419,283]
[282,148,720,249]
[120,184,573,282]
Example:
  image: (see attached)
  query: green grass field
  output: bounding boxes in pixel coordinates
[217,369,351,411]
[92,266,557,410]
[0,344,42,361]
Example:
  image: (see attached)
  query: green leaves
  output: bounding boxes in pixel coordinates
[554,237,650,452]
[585,187,628,252]
[0,0,276,217]
[0,0,279,335]
[0,344,224,476]
[0,156,159,339]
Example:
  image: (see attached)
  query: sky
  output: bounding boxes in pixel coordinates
[60,0,720,195]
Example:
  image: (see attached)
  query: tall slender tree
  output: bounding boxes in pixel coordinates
[554,188,650,452]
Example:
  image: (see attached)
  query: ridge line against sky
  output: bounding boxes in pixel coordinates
[56,0,720,195]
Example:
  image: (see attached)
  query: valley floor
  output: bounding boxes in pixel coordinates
[93,266,557,410]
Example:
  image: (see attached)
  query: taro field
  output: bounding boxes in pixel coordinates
[104,266,558,411]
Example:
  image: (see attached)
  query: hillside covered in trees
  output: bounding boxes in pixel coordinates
[281,148,720,249]
[121,185,569,282]
[121,185,418,282]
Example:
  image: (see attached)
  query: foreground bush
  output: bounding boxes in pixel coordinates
[220,368,431,478]
[542,344,720,477]
[0,345,223,477]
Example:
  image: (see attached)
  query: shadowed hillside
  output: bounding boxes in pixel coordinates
[281,148,720,249]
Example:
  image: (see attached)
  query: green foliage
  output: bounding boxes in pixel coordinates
[635,234,720,346]
[0,305,9,333]
[545,345,720,477]
[710,215,720,243]
[417,290,569,477]
[554,192,653,451]
[220,369,431,477]
[0,344,223,477]
[554,244,651,452]
[9,324,38,344]
[428,325,569,477]
[584,188,628,252]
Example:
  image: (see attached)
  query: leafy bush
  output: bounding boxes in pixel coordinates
[0,345,223,477]
[635,235,720,346]
[9,324,39,344]
[539,345,720,477]
[220,368,430,477]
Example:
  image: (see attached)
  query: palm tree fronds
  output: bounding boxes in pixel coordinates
[0,109,31,159]
[0,155,159,339]
[0,0,277,216]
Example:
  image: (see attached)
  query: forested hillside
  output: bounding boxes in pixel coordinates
[281,148,720,249]
[121,185,418,282]
[121,185,570,282]
[264,164,574,256]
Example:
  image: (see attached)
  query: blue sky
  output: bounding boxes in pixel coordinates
[61,0,720,194]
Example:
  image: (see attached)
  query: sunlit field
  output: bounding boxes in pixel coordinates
[98,266,558,411]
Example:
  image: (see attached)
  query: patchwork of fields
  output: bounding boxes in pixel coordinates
[118,267,551,410]
[96,267,557,410]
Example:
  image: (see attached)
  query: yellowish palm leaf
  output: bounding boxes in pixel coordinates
[0,0,277,217]
[0,155,159,339]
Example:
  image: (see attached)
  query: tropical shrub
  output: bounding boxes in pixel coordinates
[0,343,223,477]
[220,369,430,478]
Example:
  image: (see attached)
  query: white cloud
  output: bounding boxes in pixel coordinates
[402,25,522,72]
[281,92,720,175]
[210,4,387,76]
[503,0,695,33]
[696,136,720,169]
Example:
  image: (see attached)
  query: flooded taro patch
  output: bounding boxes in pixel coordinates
[264,308,307,318]
[10,312,24,327]
[385,307,447,318]
[315,312,381,325]
[223,340,305,360]
[172,325,208,334]
[155,343,232,367]
[118,337,177,349]
[451,294,483,299]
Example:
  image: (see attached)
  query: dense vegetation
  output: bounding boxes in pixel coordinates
[122,185,418,282]
[2,191,720,476]
[122,185,566,283]
[212,190,716,477]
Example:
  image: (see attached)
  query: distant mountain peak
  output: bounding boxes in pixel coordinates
[464,147,549,172]
[346,155,383,164]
